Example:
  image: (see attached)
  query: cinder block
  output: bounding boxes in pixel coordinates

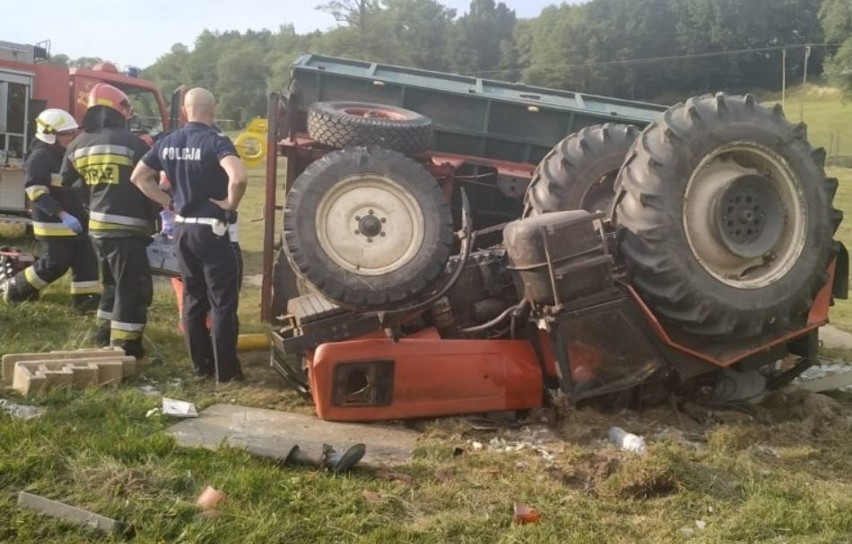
[12,364,46,396]
[94,360,125,387]
[70,364,99,388]
[3,347,124,383]
[13,362,74,396]
[11,357,132,395]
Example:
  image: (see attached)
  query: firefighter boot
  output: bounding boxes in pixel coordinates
[1,274,40,304]
[92,318,111,347]
[113,339,146,360]
[72,293,100,314]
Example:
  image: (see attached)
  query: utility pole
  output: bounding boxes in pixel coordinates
[781,48,787,109]
[800,45,811,122]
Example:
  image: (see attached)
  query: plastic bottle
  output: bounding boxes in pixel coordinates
[608,426,647,454]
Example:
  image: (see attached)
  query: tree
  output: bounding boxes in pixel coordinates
[379,0,456,70]
[821,0,852,98]
[444,0,517,77]
[47,53,69,67]
[317,0,382,58]
[215,43,268,125]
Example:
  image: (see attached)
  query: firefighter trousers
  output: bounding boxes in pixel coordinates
[175,223,242,382]
[4,235,99,308]
[92,237,153,358]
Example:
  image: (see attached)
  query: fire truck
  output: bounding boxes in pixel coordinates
[0,40,172,231]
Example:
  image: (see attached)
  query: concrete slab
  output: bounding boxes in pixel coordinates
[167,404,418,467]
[820,325,852,350]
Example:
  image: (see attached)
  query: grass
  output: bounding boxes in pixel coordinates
[2,107,852,542]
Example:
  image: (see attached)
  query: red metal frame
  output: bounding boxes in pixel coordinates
[627,260,836,368]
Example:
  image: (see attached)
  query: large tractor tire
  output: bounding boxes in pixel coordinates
[524,123,639,216]
[283,147,453,310]
[307,101,433,154]
[615,93,840,338]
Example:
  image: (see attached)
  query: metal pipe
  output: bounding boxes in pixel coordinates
[260,92,280,322]
[461,300,530,334]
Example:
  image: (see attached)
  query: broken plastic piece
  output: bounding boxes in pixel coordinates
[162,398,198,418]
[608,426,646,454]
[196,486,226,511]
[513,503,541,524]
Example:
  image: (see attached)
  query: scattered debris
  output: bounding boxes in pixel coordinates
[17,491,123,535]
[695,520,707,531]
[376,468,414,483]
[196,486,226,511]
[608,427,647,454]
[137,385,161,397]
[362,490,383,504]
[162,398,198,418]
[467,427,559,465]
[512,503,541,524]
[0,399,46,420]
[145,408,161,418]
[434,468,452,483]
[681,527,696,537]
[757,445,781,458]
[796,361,852,393]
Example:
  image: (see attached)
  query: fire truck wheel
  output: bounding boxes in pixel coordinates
[307,101,433,154]
[614,93,840,338]
[283,147,453,310]
[524,123,639,216]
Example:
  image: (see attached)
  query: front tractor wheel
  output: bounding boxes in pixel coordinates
[283,147,453,310]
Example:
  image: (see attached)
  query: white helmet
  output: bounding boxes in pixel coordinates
[35,108,78,144]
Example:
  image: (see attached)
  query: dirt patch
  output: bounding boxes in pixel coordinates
[597,455,680,500]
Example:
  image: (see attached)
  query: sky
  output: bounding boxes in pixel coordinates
[1,0,582,69]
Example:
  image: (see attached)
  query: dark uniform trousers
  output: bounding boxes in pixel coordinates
[6,233,99,310]
[92,238,153,358]
[175,223,242,381]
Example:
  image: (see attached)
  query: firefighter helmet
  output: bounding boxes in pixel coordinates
[87,83,133,120]
[34,108,78,144]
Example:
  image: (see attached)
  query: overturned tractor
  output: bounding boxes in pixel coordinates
[264,58,846,422]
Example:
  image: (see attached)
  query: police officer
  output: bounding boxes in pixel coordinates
[131,87,247,383]
[1,108,99,310]
[62,83,155,359]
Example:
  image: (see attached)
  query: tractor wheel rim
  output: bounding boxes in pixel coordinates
[683,142,807,289]
[316,175,425,276]
[341,107,407,121]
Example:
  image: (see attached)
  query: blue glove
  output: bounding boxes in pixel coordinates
[59,212,83,234]
[160,209,175,237]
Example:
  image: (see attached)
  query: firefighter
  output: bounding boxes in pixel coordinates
[131,87,247,383]
[61,83,156,359]
[0,108,99,310]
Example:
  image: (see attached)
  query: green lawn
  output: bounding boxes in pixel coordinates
[1,114,851,542]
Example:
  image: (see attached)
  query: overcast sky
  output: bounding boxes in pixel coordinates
[1,0,581,68]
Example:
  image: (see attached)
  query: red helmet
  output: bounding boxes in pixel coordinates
[87,83,133,120]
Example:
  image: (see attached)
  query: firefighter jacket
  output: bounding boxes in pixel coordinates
[24,141,89,239]
[61,128,157,238]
